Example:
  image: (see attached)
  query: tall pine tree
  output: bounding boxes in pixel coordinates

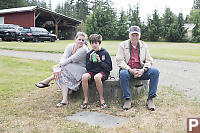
[38,0,47,8]
[0,0,27,9]
[161,8,176,41]
[193,0,200,9]
[63,1,72,17]
[127,4,141,27]
[86,0,117,40]
[55,3,63,14]
[115,10,129,40]
[74,0,89,21]
[48,0,52,10]
[146,9,161,41]
[192,11,200,42]
[176,13,187,42]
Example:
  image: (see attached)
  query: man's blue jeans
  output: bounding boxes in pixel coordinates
[119,68,160,100]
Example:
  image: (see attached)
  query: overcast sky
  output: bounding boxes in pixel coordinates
[46,0,194,21]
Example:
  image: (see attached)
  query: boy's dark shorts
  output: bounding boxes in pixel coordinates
[87,72,107,81]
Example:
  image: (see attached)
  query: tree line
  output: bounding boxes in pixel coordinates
[0,0,199,42]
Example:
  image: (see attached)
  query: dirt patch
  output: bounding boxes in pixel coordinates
[153,59,200,100]
[0,84,199,132]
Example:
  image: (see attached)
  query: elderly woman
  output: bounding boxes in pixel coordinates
[35,32,88,107]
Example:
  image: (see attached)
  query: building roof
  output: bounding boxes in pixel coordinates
[0,6,81,24]
[183,23,195,31]
[0,6,37,14]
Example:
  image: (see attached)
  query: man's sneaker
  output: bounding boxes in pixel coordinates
[146,99,155,111]
[123,100,131,110]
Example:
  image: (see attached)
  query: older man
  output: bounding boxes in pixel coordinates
[116,26,159,111]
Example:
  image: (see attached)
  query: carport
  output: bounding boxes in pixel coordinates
[0,6,81,39]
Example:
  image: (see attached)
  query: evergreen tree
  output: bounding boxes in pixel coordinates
[86,0,117,40]
[48,0,52,10]
[63,1,72,17]
[192,12,200,42]
[160,12,186,42]
[55,3,63,14]
[74,0,89,21]
[72,4,78,19]
[185,15,191,23]
[86,14,97,36]
[70,0,75,6]
[27,0,37,6]
[128,4,141,27]
[0,0,27,9]
[90,0,105,11]
[176,13,187,42]
[140,22,148,40]
[38,0,47,8]
[146,9,161,41]
[190,9,200,23]
[115,10,129,40]
[161,8,176,41]
[193,0,200,9]
[79,0,89,21]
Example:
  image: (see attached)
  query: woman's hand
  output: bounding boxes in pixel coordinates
[52,65,61,80]
[53,71,61,80]
[72,43,79,55]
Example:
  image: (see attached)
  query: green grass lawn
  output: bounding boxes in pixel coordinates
[0,40,200,62]
[0,56,55,99]
[0,56,199,132]
[0,40,73,53]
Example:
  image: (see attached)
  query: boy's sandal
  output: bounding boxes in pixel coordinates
[81,103,88,109]
[100,103,107,109]
[35,82,50,88]
[56,102,67,108]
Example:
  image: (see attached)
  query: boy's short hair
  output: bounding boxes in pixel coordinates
[89,34,102,44]
[75,32,87,39]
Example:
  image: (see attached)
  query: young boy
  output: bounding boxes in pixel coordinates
[81,34,112,109]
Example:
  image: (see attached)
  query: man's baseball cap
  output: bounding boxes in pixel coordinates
[129,26,141,34]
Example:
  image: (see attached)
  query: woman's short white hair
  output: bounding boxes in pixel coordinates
[75,32,88,39]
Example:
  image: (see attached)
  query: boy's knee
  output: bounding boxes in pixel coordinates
[94,74,102,81]
[82,73,90,81]
[50,66,54,72]
[51,65,59,72]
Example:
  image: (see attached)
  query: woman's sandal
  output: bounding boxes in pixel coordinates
[35,82,50,88]
[100,103,107,109]
[56,102,67,108]
[81,103,88,109]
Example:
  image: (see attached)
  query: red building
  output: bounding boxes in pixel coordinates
[0,6,81,39]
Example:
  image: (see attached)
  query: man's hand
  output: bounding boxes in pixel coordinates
[128,68,137,76]
[134,69,144,78]
[129,68,144,78]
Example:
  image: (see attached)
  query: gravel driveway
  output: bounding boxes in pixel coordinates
[1,49,200,100]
